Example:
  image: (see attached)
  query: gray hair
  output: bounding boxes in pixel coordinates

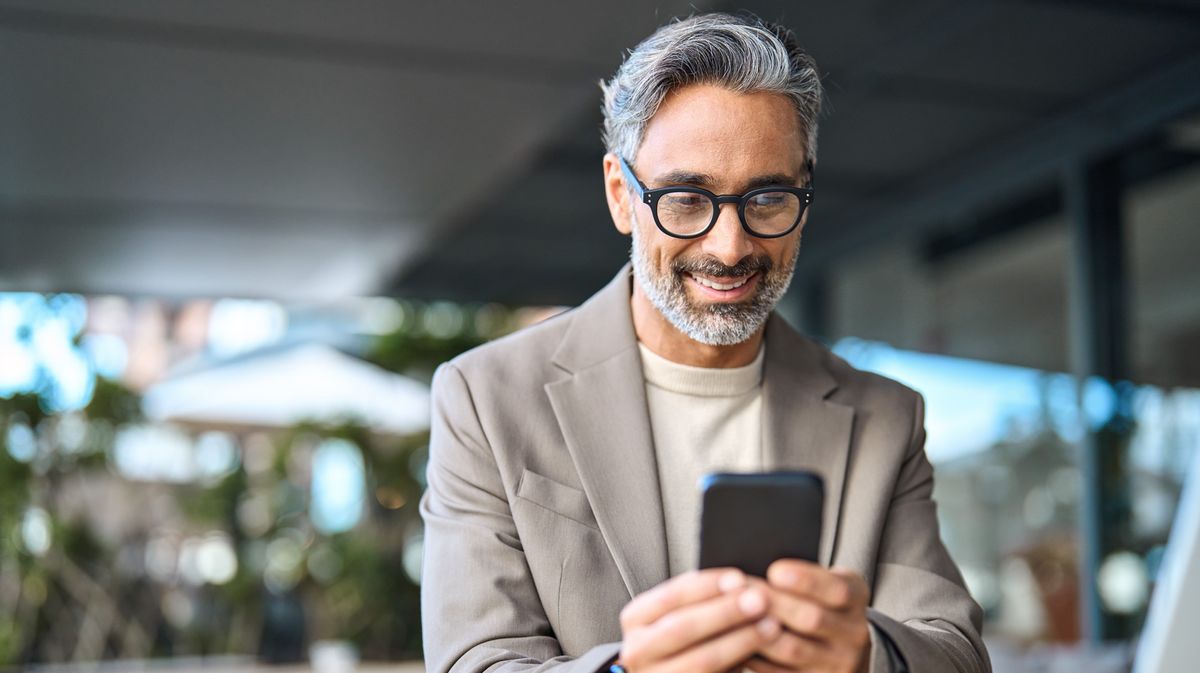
[601,12,823,165]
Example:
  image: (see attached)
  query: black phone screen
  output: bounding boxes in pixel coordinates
[697,471,824,577]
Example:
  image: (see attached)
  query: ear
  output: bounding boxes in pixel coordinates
[602,152,634,236]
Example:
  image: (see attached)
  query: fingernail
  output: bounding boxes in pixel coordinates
[738,589,766,615]
[756,617,779,637]
[718,570,745,592]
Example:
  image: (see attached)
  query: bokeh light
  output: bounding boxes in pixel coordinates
[207,299,287,357]
[0,293,95,411]
[1099,550,1150,614]
[310,439,365,535]
[20,507,52,557]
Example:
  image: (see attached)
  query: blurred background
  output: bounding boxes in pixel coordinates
[2,1,1199,671]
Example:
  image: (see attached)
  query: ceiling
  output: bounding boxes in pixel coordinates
[2,0,1200,306]
[0,0,703,299]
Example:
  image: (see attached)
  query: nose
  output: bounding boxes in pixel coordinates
[699,202,755,268]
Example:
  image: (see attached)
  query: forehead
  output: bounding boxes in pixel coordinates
[634,84,807,179]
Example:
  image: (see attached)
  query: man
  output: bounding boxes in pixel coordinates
[420,13,989,673]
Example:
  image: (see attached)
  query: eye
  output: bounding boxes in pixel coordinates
[748,192,789,209]
[660,193,709,211]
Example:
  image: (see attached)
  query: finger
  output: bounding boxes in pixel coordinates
[830,567,871,607]
[746,653,808,673]
[748,648,865,673]
[626,587,770,663]
[755,640,868,673]
[621,569,747,629]
[657,617,781,673]
[766,589,859,641]
[766,559,854,609]
[754,629,827,668]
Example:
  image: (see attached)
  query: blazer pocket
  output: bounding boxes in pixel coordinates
[516,469,599,530]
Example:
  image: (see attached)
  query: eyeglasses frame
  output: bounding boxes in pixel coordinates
[617,156,815,240]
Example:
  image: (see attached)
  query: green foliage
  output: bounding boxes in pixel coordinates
[366,301,519,381]
[1,393,46,427]
[369,329,487,381]
[85,377,142,425]
[0,620,20,668]
[0,447,32,516]
[179,467,247,528]
[0,296,514,666]
[261,419,428,655]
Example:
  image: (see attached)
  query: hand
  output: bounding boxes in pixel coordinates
[618,568,782,673]
[746,560,872,673]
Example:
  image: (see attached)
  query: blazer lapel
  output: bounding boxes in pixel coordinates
[545,265,670,598]
[761,315,855,567]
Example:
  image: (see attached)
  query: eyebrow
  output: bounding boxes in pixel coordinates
[651,170,802,191]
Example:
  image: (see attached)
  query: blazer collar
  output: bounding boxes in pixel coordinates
[546,264,668,597]
[761,314,855,566]
[550,263,642,374]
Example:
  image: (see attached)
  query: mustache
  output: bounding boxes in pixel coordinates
[672,254,773,278]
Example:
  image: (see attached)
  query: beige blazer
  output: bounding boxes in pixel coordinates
[420,265,989,673]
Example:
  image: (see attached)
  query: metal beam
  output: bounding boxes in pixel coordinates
[1013,0,1200,26]
[805,49,1200,268]
[1066,154,1135,642]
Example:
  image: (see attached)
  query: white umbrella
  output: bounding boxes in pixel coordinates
[142,343,430,435]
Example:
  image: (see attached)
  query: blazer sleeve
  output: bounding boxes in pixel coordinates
[865,392,992,673]
[420,362,622,673]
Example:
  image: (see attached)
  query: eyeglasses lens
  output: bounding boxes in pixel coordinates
[656,193,713,236]
[745,191,802,235]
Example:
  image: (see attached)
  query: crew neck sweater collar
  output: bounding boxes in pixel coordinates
[636,342,765,397]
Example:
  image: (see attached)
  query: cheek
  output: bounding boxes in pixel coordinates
[770,239,800,268]
[634,222,689,268]
[658,241,699,270]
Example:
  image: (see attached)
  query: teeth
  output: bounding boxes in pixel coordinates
[691,274,749,291]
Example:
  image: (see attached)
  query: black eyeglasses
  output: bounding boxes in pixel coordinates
[618,156,814,239]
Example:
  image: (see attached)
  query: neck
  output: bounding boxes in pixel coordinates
[630,282,764,368]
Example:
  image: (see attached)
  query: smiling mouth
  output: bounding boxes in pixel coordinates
[687,272,754,291]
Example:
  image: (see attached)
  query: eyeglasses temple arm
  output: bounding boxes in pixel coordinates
[618,157,648,200]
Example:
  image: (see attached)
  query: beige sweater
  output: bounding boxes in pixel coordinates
[637,342,766,576]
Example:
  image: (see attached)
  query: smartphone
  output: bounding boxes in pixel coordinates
[697,471,824,577]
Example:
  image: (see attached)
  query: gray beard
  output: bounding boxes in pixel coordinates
[629,232,800,346]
